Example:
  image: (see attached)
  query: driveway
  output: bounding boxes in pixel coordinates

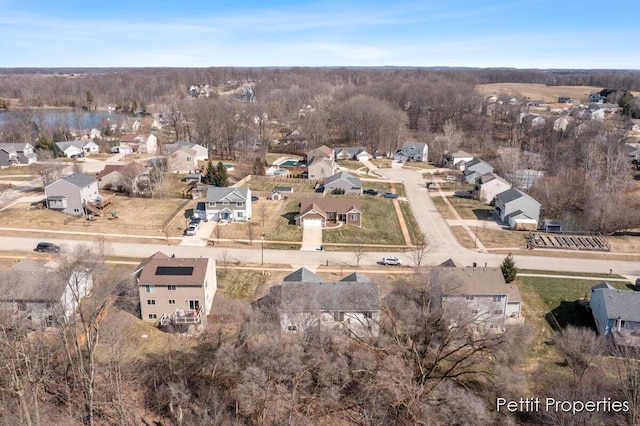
[300,224,323,251]
[179,220,217,247]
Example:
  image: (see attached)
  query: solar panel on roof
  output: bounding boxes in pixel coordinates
[155,266,194,276]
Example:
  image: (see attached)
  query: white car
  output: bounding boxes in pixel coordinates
[185,223,199,236]
[382,256,402,266]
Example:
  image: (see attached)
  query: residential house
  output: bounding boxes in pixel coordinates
[590,283,640,347]
[494,188,542,229]
[275,268,380,337]
[196,186,252,222]
[430,266,523,331]
[393,142,429,162]
[589,93,607,103]
[442,149,473,170]
[295,198,362,227]
[283,129,307,146]
[45,173,102,216]
[0,142,37,167]
[157,146,197,173]
[306,145,337,180]
[553,117,569,132]
[463,158,494,184]
[96,162,149,195]
[473,173,512,205]
[558,95,572,103]
[589,103,619,114]
[55,140,99,157]
[323,171,362,195]
[118,133,158,154]
[0,258,92,328]
[163,141,208,162]
[334,146,372,161]
[136,252,217,326]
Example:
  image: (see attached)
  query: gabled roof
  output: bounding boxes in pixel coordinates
[477,172,510,186]
[334,146,369,157]
[283,267,322,283]
[97,165,125,179]
[340,272,372,283]
[432,267,522,302]
[137,255,210,286]
[495,188,541,206]
[296,198,362,220]
[438,258,464,268]
[591,288,640,323]
[325,171,362,188]
[307,145,333,162]
[163,140,205,154]
[51,173,97,189]
[0,142,31,152]
[119,162,148,179]
[591,282,615,291]
[205,187,249,203]
[400,141,428,152]
[0,258,65,302]
[55,140,96,151]
[445,149,472,159]
[280,280,379,312]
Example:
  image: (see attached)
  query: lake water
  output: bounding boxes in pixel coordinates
[0,109,133,129]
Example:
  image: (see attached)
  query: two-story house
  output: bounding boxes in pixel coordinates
[162,141,208,162]
[393,142,429,162]
[118,133,158,154]
[306,145,337,180]
[273,268,380,337]
[45,173,101,216]
[430,266,523,332]
[442,149,473,170]
[473,173,511,205]
[136,252,217,326]
[463,158,494,184]
[198,186,252,222]
[494,188,542,229]
[0,142,37,167]
[590,283,640,347]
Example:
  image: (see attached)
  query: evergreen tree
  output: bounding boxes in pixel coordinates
[500,253,518,283]
[213,161,229,187]
[203,160,216,185]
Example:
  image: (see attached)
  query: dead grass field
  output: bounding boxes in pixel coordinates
[475,83,605,102]
[0,164,40,177]
[0,196,188,236]
[447,196,494,220]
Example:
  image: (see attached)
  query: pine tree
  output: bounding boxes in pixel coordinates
[203,160,216,185]
[214,161,229,187]
[500,253,518,283]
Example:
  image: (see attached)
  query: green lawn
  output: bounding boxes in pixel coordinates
[337,160,367,171]
[269,198,304,242]
[518,275,631,329]
[447,196,494,220]
[518,269,626,279]
[216,269,269,300]
[323,197,405,245]
[243,180,316,193]
[399,201,424,245]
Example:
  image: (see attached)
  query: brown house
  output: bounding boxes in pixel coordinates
[295,198,362,227]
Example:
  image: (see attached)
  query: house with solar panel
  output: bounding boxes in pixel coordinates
[273,268,380,337]
[135,252,217,326]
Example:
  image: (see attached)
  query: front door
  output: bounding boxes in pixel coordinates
[189,300,200,311]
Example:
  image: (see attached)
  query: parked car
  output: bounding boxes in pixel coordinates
[190,217,202,226]
[383,192,398,199]
[382,256,402,266]
[34,242,60,253]
[185,223,199,236]
[363,189,379,196]
[70,153,84,159]
[110,147,120,154]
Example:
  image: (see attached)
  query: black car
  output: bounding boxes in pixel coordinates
[34,242,60,253]
[363,189,379,196]
[383,192,399,199]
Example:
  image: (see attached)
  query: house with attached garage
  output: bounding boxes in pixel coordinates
[162,140,208,162]
[473,172,511,205]
[334,146,372,161]
[153,145,197,173]
[295,198,362,227]
[393,141,429,162]
[195,186,252,222]
[45,173,104,216]
[306,145,337,180]
[442,149,474,170]
[0,142,37,167]
[590,282,640,347]
[55,140,100,157]
[270,268,380,337]
[463,158,494,184]
[96,162,150,195]
[0,258,93,328]
[323,171,362,195]
[118,133,158,154]
[494,187,541,230]
[430,266,523,332]
[135,252,216,326]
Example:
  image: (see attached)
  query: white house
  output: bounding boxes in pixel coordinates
[393,142,429,162]
[198,187,252,222]
[55,140,100,157]
[473,173,512,205]
[334,146,373,161]
[494,188,542,229]
[119,133,158,154]
[442,149,474,170]
[163,141,209,162]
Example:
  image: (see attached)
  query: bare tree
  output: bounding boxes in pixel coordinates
[409,234,432,267]
[246,222,256,245]
[34,163,66,187]
[553,325,605,386]
[352,245,366,268]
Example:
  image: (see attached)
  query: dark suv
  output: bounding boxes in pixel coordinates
[34,242,60,253]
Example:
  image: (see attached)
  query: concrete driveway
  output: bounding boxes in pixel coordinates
[179,220,217,247]
[300,224,323,251]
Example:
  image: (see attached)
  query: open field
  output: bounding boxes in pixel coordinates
[0,164,40,177]
[475,83,608,102]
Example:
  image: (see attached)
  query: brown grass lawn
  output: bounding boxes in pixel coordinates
[475,83,615,101]
[0,196,188,236]
[431,196,455,219]
[370,158,392,168]
[446,196,494,220]
[477,228,529,249]
[0,164,40,177]
[243,180,316,193]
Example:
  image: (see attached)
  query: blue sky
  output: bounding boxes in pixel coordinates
[1,0,638,69]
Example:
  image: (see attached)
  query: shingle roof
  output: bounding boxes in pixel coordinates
[325,171,361,188]
[496,188,530,204]
[205,187,249,203]
[283,267,322,283]
[592,288,640,323]
[137,256,210,286]
[61,173,97,188]
[432,267,521,302]
[280,280,379,312]
[296,198,361,219]
[340,272,372,283]
[0,258,65,302]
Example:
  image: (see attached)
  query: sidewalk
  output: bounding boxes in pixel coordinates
[433,183,487,251]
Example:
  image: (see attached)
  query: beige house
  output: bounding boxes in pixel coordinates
[167,146,198,173]
[306,145,336,180]
[136,252,217,326]
[96,162,149,195]
[119,133,158,154]
[473,172,512,205]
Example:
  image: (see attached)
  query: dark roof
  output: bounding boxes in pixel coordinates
[592,288,640,322]
[438,258,464,268]
[205,187,249,203]
[61,173,97,188]
[325,171,362,188]
[296,198,362,219]
[496,188,536,205]
[0,258,65,302]
[340,272,372,283]
[282,267,322,283]
[431,267,522,302]
[137,256,210,286]
[591,282,615,291]
[280,280,379,312]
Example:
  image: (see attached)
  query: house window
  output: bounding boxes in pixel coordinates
[208,202,216,207]
[471,310,479,314]
[362,312,373,319]
[333,312,345,322]
[168,285,177,291]
[350,214,358,221]
[46,315,55,327]
[494,309,503,315]
[237,212,243,218]
[145,285,155,294]
[186,157,192,161]
[169,299,176,305]
[287,325,298,331]
[236,202,243,207]
[492,295,502,302]
[147,299,156,305]
[465,295,474,301]
[74,208,80,213]
[148,314,157,320]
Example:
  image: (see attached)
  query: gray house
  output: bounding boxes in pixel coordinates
[276,268,380,337]
[590,283,640,347]
[0,142,37,167]
[463,158,494,184]
[198,186,252,222]
[494,188,541,228]
[473,173,511,205]
[45,173,100,216]
[394,142,429,162]
[323,171,362,195]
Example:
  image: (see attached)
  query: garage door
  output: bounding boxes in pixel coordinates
[303,218,322,228]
